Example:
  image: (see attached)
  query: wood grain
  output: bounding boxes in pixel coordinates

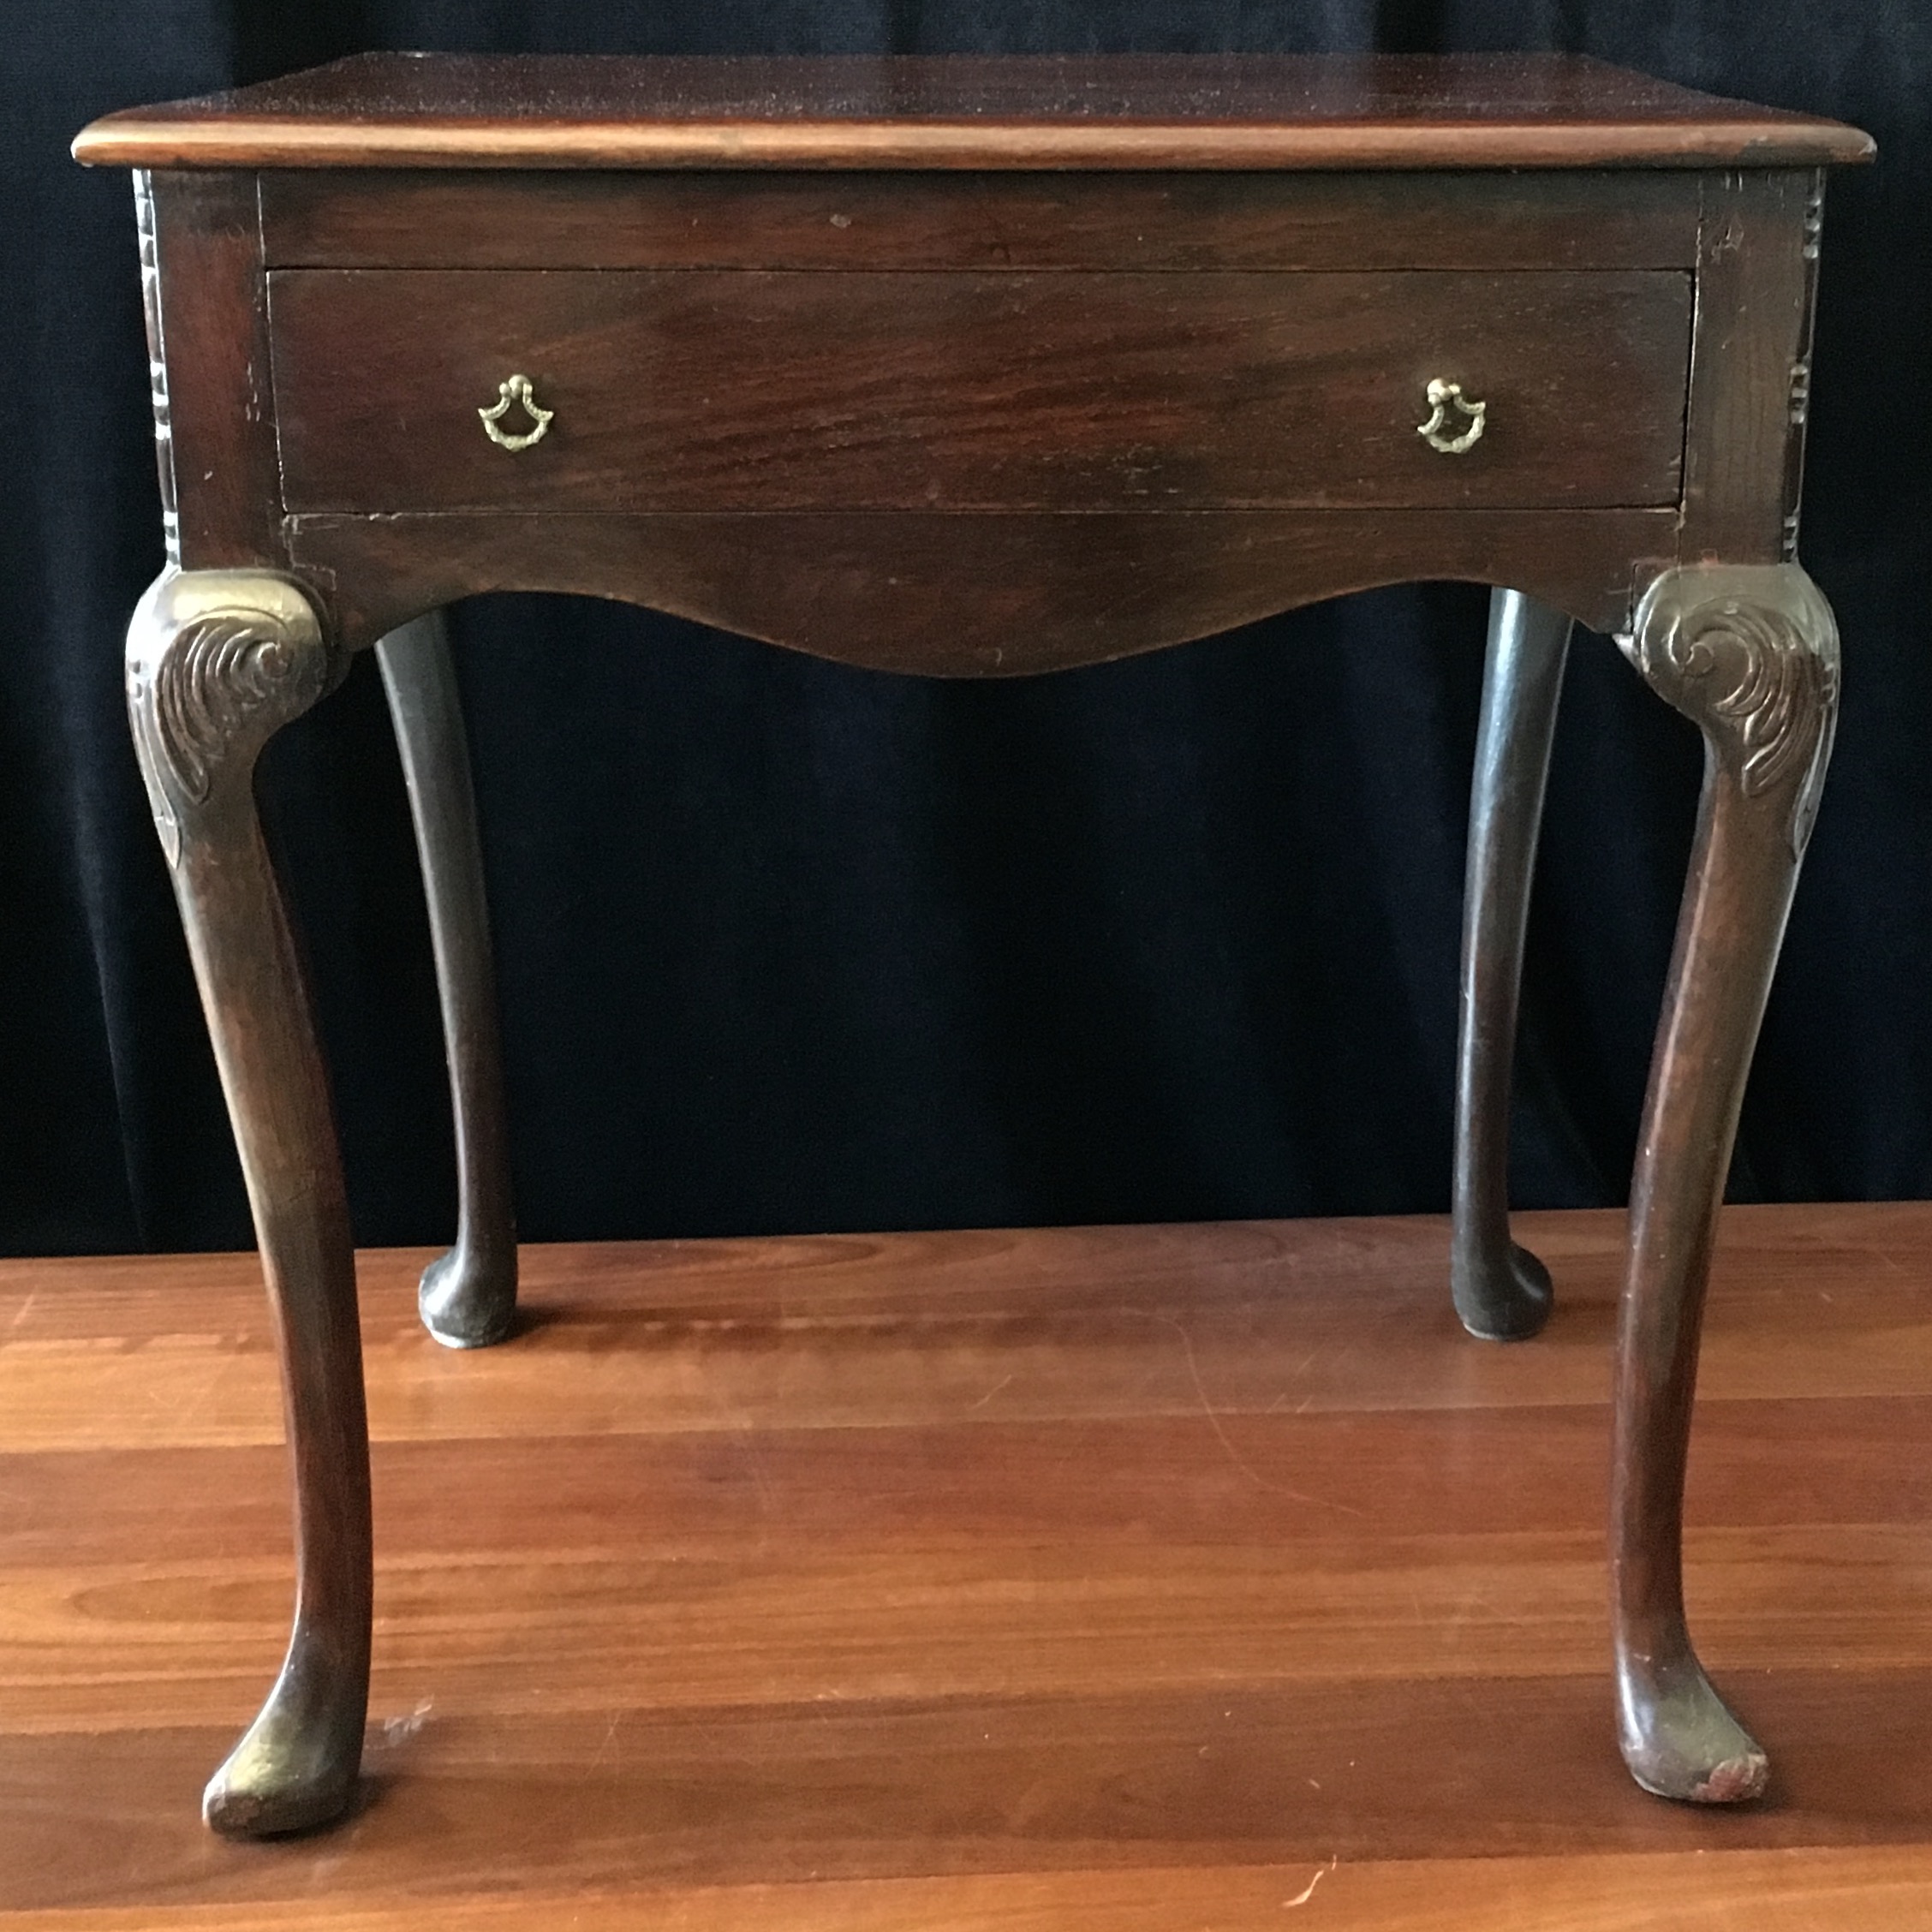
[3,1204,1932,1922]
[71,52,1875,172]
[285,508,1675,665]
[146,171,283,568]
[9,1678,1932,1908]
[8,1518,1932,1735]
[1679,170,1819,563]
[11,1207,1932,1451]
[268,267,1691,516]
[10,1849,1932,1932]
[259,169,1705,271]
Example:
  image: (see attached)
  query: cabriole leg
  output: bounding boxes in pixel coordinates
[1452,587,1572,1340]
[126,568,368,1837]
[1611,563,1840,1803]
[376,611,517,1347]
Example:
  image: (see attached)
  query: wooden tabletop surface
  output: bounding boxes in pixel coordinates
[3,1202,1932,1926]
[73,52,1874,171]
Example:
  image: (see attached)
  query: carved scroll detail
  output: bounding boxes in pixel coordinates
[1619,564,1840,856]
[126,571,334,867]
[152,616,319,802]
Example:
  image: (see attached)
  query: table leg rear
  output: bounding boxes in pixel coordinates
[376,610,518,1348]
[1452,587,1571,1340]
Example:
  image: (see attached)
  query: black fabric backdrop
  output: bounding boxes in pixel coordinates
[3,3,1928,1259]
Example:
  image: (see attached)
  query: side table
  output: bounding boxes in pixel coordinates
[75,53,1872,1837]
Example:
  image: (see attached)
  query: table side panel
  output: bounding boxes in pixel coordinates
[258,169,1704,271]
[1680,169,1820,564]
[268,266,1692,515]
[147,170,285,568]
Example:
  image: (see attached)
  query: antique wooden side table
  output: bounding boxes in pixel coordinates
[75,54,1872,1838]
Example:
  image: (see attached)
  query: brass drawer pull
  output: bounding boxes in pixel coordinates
[479,373,553,451]
[1417,378,1486,455]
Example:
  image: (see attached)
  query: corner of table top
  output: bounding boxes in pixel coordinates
[73,51,1875,174]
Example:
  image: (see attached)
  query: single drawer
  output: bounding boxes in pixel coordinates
[270,268,1691,514]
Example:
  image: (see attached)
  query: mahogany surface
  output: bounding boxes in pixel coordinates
[259,167,1707,271]
[72,51,1874,1836]
[289,507,1676,667]
[6,1206,1932,1926]
[269,266,1692,515]
[73,51,1873,170]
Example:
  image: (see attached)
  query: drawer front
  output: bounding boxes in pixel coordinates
[270,269,1691,514]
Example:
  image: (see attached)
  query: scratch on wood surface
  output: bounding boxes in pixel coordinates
[706,1386,778,1518]
[1285,1857,1338,1907]
[1154,1313,1362,1514]
[373,1698,432,1750]
[969,1373,1014,1410]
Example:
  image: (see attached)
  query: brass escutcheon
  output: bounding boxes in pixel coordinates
[479,373,553,451]
[1416,378,1487,455]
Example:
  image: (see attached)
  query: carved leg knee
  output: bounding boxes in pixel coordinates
[1609,563,1840,1804]
[127,569,371,1835]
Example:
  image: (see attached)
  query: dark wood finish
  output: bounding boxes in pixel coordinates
[142,170,283,568]
[259,168,1706,271]
[6,1206,1932,1924]
[76,53,1875,1838]
[1452,589,1571,1340]
[269,266,1692,515]
[1680,170,1822,564]
[121,569,368,1836]
[375,613,517,1350]
[1611,562,1840,1803]
[73,52,1875,171]
[131,175,179,560]
[286,509,1676,665]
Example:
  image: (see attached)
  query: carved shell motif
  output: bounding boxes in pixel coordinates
[1621,565,1840,857]
[126,574,332,868]
[152,614,320,803]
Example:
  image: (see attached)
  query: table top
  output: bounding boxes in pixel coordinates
[74,51,1872,172]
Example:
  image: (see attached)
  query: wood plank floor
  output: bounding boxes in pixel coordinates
[4,1203,1932,1927]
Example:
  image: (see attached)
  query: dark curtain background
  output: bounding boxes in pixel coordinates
[3,3,1928,1259]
